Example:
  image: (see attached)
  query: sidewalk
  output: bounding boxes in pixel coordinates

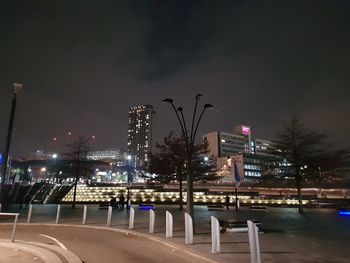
[2,204,350,263]
[0,246,44,263]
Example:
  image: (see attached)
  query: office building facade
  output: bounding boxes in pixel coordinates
[204,125,281,182]
[204,125,252,158]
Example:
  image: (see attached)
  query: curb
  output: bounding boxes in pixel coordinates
[0,239,81,263]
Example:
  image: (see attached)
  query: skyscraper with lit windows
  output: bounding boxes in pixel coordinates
[127,105,155,169]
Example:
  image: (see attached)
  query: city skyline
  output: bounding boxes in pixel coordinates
[1,0,350,157]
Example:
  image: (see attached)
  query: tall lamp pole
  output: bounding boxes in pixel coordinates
[162,95,213,223]
[126,155,133,207]
[127,155,132,183]
[0,83,23,205]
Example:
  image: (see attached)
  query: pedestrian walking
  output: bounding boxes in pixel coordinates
[225,195,230,210]
[110,196,117,209]
[119,194,125,210]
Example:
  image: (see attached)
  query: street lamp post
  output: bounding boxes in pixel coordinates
[127,155,132,183]
[0,83,23,206]
[162,95,213,224]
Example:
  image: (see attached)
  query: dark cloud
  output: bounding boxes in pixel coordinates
[1,0,350,157]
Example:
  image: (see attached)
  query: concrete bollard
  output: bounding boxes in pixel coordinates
[129,207,135,229]
[237,198,240,210]
[106,206,113,227]
[149,209,155,234]
[211,216,221,253]
[0,203,2,212]
[166,211,173,238]
[82,205,87,225]
[11,214,19,242]
[27,204,33,223]
[247,220,261,263]
[55,204,61,224]
[184,212,194,245]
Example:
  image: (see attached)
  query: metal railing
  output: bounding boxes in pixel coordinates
[0,213,19,242]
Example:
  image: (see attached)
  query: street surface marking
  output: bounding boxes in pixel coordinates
[39,234,68,250]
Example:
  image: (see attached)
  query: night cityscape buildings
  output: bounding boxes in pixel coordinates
[0,2,349,262]
[205,125,283,182]
[127,105,156,170]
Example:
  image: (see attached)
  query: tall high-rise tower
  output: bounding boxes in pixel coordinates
[127,105,155,169]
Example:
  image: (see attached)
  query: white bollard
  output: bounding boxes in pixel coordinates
[184,212,194,245]
[106,206,113,227]
[0,203,2,212]
[27,204,33,223]
[149,209,155,234]
[211,216,221,253]
[247,220,261,263]
[166,211,173,238]
[237,198,240,210]
[82,205,87,225]
[55,204,61,224]
[129,207,135,229]
[11,214,19,242]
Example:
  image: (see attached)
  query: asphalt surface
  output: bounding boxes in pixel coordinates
[1,205,350,263]
[0,224,208,263]
[0,246,44,263]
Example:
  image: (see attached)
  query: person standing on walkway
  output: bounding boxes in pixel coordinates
[225,195,230,210]
[110,196,117,209]
[119,194,125,210]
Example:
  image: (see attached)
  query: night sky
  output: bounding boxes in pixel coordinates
[1,0,350,157]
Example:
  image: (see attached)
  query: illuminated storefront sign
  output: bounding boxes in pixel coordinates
[242,126,250,135]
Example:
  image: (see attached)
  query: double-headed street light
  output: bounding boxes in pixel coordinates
[162,94,213,222]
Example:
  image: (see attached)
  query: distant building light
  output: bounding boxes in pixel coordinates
[242,126,250,135]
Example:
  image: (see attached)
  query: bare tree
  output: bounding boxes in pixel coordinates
[63,137,93,208]
[275,117,327,213]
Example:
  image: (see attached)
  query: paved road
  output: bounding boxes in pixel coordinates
[0,224,208,263]
[1,205,350,262]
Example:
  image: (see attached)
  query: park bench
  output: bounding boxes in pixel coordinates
[250,205,268,212]
[207,205,224,211]
[218,219,262,233]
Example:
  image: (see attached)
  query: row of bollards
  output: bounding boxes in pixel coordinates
[23,204,260,262]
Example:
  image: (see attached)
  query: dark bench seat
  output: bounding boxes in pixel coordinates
[250,205,268,211]
[207,205,224,210]
[218,219,262,233]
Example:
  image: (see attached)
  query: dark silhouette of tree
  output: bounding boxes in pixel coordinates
[143,132,218,209]
[273,117,335,213]
[63,137,94,208]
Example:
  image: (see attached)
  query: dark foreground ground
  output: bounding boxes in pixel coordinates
[1,205,349,262]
